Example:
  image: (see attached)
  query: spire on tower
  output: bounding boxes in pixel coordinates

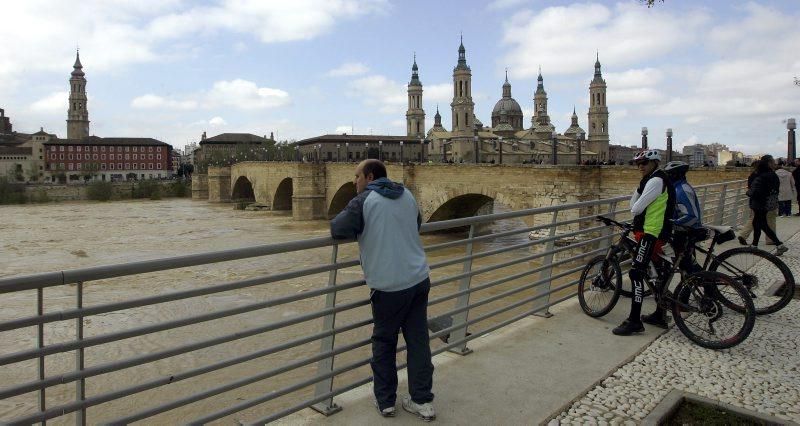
[455,35,469,70]
[72,49,85,77]
[409,53,421,86]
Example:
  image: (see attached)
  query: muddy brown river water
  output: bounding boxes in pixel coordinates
[0,199,588,424]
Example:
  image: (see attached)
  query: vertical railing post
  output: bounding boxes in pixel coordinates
[448,224,475,355]
[731,185,744,227]
[311,245,343,416]
[604,201,618,250]
[75,282,86,426]
[37,288,46,426]
[534,210,559,318]
[715,184,728,225]
[700,186,710,218]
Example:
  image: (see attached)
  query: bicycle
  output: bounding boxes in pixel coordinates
[578,215,756,350]
[606,218,794,315]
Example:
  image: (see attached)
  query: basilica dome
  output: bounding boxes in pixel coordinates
[491,73,524,131]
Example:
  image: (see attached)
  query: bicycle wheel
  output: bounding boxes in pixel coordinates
[671,271,755,350]
[709,247,795,315]
[578,255,622,317]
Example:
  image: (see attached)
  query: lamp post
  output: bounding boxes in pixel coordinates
[788,118,796,161]
[345,142,349,162]
[294,146,299,162]
[666,128,673,163]
[336,144,341,162]
[399,141,404,164]
[551,131,558,165]
[317,144,322,163]
[473,135,479,163]
[420,138,425,162]
[498,136,503,165]
[364,142,368,159]
[442,139,447,163]
[641,127,648,149]
[378,140,383,161]
[577,132,584,165]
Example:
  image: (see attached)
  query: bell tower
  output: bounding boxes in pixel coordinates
[67,49,90,139]
[406,55,425,138]
[587,53,609,161]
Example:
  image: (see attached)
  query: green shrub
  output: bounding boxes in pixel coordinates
[168,180,190,197]
[87,181,114,201]
[134,180,162,200]
[0,177,27,204]
[30,189,51,203]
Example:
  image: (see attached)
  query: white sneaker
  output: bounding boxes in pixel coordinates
[402,396,435,422]
[374,400,396,417]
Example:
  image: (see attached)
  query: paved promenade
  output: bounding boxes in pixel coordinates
[280,219,800,425]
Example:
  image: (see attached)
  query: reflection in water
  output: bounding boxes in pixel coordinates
[0,199,580,424]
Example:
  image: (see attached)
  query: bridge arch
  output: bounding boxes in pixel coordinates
[231,176,255,202]
[328,182,357,219]
[273,177,293,211]
[428,192,495,223]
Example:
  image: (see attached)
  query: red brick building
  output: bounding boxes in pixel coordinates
[44,136,172,182]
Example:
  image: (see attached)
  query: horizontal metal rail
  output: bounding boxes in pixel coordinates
[0,179,746,425]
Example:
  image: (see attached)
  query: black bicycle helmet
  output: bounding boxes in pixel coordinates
[664,160,689,180]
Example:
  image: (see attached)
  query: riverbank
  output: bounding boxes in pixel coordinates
[0,178,190,204]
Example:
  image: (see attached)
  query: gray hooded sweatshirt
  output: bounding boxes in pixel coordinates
[330,177,430,292]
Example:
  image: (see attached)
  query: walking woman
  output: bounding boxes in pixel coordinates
[749,160,788,255]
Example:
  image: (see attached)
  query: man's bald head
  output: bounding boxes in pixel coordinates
[354,159,387,193]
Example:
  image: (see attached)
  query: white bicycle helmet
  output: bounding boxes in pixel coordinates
[633,149,661,163]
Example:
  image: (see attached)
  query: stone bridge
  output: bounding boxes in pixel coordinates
[192,162,750,223]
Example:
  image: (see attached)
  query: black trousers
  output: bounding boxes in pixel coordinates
[370,278,434,410]
[752,209,781,246]
[628,234,657,321]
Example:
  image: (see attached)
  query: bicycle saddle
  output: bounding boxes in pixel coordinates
[704,224,736,244]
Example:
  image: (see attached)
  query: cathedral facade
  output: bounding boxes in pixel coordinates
[414,41,610,164]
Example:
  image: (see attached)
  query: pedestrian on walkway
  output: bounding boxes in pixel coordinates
[792,158,800,216]
[330,159,436,421]
[749,159,788,255]
[738,160,759,245]
[763,155,779,244]
[776,161,796,216]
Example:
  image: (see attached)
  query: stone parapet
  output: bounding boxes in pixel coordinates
[207,166,232,203]
[192,174,208,200]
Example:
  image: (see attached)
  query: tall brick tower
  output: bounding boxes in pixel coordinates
[67,50,90,139]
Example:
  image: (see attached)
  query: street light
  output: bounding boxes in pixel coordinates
[498,136,503,165]
[442,139,447,163]
[336,144,341,162]
[666,128,673,163]
[551,131,558,165]
[788,118,796,161]
[294,145,299,162]
[364,142,369,160]
[473,135,479,163]
[378,140,383,161]
[641,127,648,150]
[420,138,425,162]
[345,142,349,162]
[577,132,584,165]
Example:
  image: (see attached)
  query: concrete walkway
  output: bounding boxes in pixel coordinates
[278,219,800,426]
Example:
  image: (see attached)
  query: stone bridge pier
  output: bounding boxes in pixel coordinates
[198,162,750,223]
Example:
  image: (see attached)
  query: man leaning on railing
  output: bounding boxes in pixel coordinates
[330,159,436,422]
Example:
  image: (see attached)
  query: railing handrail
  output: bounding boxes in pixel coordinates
[0,179,746,293]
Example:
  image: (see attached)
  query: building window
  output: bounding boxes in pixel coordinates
[60,146,65,151]
[133,163,138,170]
[59,163,64,169]
[68,146,73,152]
[50,154,56,160]
[92,154,98,160]
[157,163,162,169]
[101,154,106,160]
[156,154,161,160]
[125,163,129,169]
[148,154,153,160]
[59,153,64,160]
[133,146,138,152]
[68,163,73,170]
[101,163,106,170]
[77,163,82,170]
[140,163,145,170]
[149,147,153,152]
[110,163,115,170]
[125,154,130,160]
[118,163,123,169]
[125,147,130,152]
[101,146,105,152]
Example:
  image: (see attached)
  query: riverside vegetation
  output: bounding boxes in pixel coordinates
[0,177,190,204]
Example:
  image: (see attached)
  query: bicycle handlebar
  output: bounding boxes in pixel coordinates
[596,215,632,230]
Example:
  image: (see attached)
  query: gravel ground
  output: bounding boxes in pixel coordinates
[551,233,800,425]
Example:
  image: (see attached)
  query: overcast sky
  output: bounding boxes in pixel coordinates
[1,0,797,156]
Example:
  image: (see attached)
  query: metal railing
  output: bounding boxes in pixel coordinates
[0,180,747,425]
